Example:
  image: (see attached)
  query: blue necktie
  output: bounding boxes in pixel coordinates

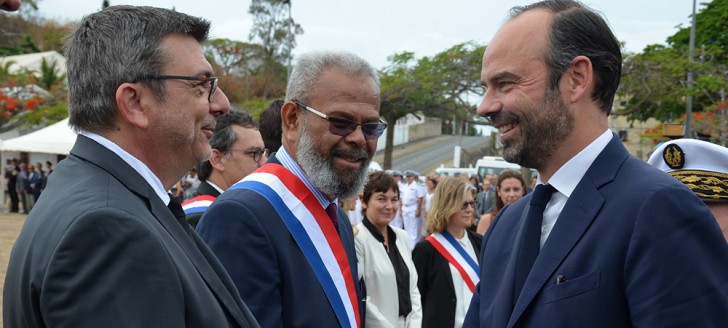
[513,184,556,302]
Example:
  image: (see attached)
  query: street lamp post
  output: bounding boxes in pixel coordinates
[685,0,697,138]
[285,0,292,83]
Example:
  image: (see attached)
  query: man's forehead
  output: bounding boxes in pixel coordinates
[483,10,553,74]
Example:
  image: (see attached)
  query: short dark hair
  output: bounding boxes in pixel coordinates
[66,6,211,132]
[510,0,621,114]
[259,99,284,152]
[196,111,257,180]
[361,171,400,216]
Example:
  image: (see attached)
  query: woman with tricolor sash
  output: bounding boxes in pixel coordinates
[413,177,483,328]
[355,172,423,328]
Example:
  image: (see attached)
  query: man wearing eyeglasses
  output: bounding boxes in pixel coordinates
[184,110,267,228]
[197,51,384,328]
[3,6,259,328]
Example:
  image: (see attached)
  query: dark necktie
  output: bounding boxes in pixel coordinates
[167,194,190,231]
[513,184,556,301]
[325,203,338,227]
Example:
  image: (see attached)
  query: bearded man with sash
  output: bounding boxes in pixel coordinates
[197,51,385,328]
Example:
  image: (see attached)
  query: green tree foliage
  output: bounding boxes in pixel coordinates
[37,56,66,90]
[379,42,485,169]
[248,0,303,99]
[618,45,687,121]
[618,0,728,137]
[205,39,264,103]
[668,0,728,63]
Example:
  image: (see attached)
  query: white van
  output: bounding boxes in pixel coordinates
[475,156,522,178]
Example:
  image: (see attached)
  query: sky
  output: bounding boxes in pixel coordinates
[24,0,697,70]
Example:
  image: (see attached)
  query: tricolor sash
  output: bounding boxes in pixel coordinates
[181,195,217,215]
[426,231,480,292]
[229,164,360,328]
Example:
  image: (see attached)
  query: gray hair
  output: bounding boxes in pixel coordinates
[285,51,380,104]
[64,5,210,132]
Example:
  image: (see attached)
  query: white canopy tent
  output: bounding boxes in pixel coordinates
[1,118,77,155]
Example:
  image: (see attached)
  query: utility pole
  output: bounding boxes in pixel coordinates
[685,0,697,138]
[285,0,292,83]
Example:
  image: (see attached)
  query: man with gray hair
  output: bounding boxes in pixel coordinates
[3,6,259,327]
[197,50,386,327]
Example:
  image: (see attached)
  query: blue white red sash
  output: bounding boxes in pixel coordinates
[229,164,360,328]
[426,231,480,292]
[181,195,216,214]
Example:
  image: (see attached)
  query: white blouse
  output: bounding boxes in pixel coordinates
[449,233,478,328]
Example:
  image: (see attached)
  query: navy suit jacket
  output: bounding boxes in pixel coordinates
[464,135,728,327]
[196,158,362,327]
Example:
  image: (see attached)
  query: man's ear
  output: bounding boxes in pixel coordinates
[563,55,593,104]
[280,101,302,143]
[209,149,225,172]
[115,82,151,129]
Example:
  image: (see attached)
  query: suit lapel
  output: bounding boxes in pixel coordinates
[508,136,628,327]
[196,180,221,197]
[71,135,251,327]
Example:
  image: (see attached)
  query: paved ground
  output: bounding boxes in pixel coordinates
[0,212,28,327]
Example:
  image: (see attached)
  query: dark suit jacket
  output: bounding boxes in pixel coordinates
[464,135,728,328]
[196,158,362,327]
[413,230,482,328]
[185,180,221,228]
[475,189,495,218]
[3,135,259,328]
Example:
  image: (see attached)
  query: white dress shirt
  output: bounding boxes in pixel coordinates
[538,130,613,248]
[81,131,170,205]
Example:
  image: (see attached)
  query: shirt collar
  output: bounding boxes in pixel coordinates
[275,146,336,208]
[80,131,170,205]
[541,130,613,197]
[362,216,396,244]
[206,180,225,194]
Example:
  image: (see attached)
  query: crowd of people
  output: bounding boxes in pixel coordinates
[3,0,728,327]
[3,159,53,214]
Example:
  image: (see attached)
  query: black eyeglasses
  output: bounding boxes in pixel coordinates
[293,100,387,140]
[461,201,476,210]
[142,75,218,103]
[229,148,268,163]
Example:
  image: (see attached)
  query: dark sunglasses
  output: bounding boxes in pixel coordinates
[293,100,387,140]
[461,201,476,210]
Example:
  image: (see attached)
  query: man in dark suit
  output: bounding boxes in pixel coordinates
[197,51,384,327]
[3,6,259,327]
[464,1,728,327]
[182,111,266,228]
[475,177,494,219]
[5,158,19,213]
